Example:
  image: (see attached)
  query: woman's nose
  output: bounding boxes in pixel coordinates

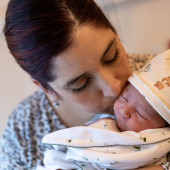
[100,74,121,97]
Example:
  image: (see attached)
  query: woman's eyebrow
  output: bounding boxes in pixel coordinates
[100,37,116,60]
[63,38,116,88]
[63,72,87,88]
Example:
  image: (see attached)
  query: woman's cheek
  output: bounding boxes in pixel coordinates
[72,93,102,109]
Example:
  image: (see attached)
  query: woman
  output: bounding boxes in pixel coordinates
[0,0,169,169]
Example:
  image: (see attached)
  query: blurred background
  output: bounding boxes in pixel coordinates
[0,0,170,136]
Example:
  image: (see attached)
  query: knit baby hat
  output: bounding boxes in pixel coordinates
[128,50,170,124]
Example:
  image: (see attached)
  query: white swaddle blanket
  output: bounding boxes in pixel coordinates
[40,118,170,170]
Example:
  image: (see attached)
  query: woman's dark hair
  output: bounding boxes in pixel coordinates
[4,0,116,89]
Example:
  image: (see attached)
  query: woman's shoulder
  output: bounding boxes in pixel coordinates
[15,89,47,111]
[6,88,64,131]
[0,89,66,169]
[127,53,154,72]
[1,89,65,145]
[6,89,48,124]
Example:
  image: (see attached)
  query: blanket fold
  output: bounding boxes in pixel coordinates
[42,119,170,170]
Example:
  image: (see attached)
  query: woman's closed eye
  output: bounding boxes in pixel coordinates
[72,78,91,93]
[103,49,119,65]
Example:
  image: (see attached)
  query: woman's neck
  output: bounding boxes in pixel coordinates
[53,101,95,128]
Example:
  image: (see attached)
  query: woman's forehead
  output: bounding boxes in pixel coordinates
[53,26,116,79]
[72,25,116,55]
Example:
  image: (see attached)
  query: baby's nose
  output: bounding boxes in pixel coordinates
[119,107,131,119]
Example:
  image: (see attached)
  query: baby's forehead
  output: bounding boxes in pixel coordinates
[126,83,158,116]
[124,83,137,96]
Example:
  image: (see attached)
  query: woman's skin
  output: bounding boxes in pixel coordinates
[36,25,132,127]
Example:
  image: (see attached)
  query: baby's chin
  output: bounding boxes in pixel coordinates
[117,122,142,132]
[116,120,128,132]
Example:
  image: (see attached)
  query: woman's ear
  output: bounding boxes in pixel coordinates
[32,79,59,102]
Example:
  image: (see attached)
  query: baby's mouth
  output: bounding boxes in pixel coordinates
[116,119,125,131]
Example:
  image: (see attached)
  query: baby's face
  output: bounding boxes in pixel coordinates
[114,83,166,132]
